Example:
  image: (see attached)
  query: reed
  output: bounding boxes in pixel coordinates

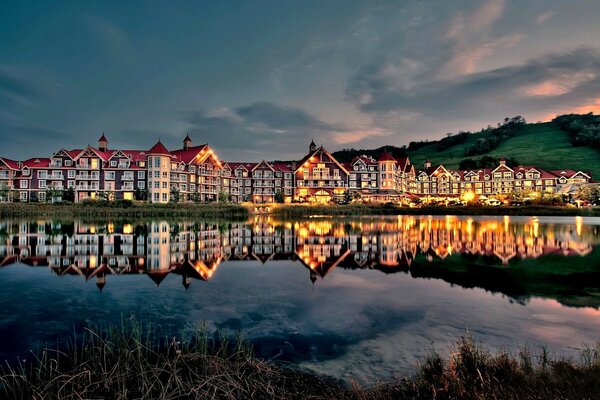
[2,324,599,400]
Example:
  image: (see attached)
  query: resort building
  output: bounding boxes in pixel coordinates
[0,136,593,204]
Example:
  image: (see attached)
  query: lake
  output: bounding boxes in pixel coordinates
[1,215,599,383]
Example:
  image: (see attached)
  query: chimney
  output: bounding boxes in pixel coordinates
[424,160,432,169]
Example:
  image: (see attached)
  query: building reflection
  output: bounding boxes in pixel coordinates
[0,217,598,290]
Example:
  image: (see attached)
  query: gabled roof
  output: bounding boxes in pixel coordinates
[224,162,257,171]
[0,157,19,170]
[171,144,209,164]
[273,162,293,172]
[396,157,410,170]
[377,152,396,162]
[492,164,514,174]
[351,155,377,166]
[22,158,51,168]
[251,160,275,172]
[120,150,147,162]
[52,149,76,159]
[295,146,348,174]
[147,141,170,155]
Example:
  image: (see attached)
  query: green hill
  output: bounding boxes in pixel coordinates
[406,122,600,178]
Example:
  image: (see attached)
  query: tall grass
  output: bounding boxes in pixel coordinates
[2,325,600,400]
[0,321,342,400]
[0,203,250,220]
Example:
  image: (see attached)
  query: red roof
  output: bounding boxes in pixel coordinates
[147,141,170,155]
[171,144,208,163]
[0,157,19,170]
[377,152,396,162]
[98,133,108,142]
[22,158,51,168]
[273,162,293,172]
[396,156,409,168]
[224,162,257,170]
[66,149,83,159]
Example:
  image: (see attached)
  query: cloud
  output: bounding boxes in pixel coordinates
[181,101,389,161]
[536,11,557,25]
[347,47,600,125]
[0,64,65,109]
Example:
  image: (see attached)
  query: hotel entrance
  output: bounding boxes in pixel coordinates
[314,190,331,204]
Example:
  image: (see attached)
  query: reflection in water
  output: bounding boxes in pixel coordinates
[1,216,598,298]
[1,215,600,382]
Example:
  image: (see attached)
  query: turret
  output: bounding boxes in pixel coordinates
[183,134,192,150]
[309,139,316,153]
[98,133,108,152]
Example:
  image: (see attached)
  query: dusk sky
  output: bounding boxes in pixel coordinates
[2,0,600,161]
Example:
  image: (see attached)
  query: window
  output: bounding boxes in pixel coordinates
[37,170,47,179]
[138,171,145,179]
[110,160,117,167]
[137,181,145,189]
[162,182,167,188]
[65,160,72,166]
[38,180,46,189]
[20,191,28,201]
[22,169,30,176]
[154,171,160,178]
[68,170,76,178]
[139,161,146,168]
[20,180,28,189]
[162,193,167,202]
[68,180,75,188]
[123,172,134,180]
[38,191,46,202]
[154,157,160,168]
[105,171,115,180]
[154,182,160,188]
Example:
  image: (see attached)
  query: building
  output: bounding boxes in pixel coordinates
[294,141,349,203]
[0,137,593,204]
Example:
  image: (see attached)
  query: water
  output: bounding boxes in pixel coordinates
[1,215,599,383]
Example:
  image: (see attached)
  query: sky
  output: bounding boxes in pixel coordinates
[2,0,600,161]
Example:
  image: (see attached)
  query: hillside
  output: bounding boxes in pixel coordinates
[406,122,600,178]
[333,121,600,179]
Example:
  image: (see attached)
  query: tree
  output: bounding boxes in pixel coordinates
[578,185,600,205]
[62,188,75,202]
[169,187,181,203]
[46,188,63,203]
[218,191,229,203]
[0,184,9,202]
[134,188,148,201]
[274,190,284,203]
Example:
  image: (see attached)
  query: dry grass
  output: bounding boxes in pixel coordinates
[2,325,600,400]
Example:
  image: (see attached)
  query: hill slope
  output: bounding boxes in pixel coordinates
[405,122,600,178]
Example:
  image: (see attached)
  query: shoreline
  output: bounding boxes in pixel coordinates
[1,325,598,400]
[1,202,599,219]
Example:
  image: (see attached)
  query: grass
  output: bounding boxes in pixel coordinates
[2,323,600,400]
[407,122,600,178]
[0,202,250,220]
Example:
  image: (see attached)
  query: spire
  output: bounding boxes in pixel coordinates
[98,132,108,152]
[183,133,192,150]
[309,139,316,153]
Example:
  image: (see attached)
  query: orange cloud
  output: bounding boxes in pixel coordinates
[523,80,572,97]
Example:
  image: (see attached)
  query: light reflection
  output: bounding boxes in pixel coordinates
[0,217,598,292]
